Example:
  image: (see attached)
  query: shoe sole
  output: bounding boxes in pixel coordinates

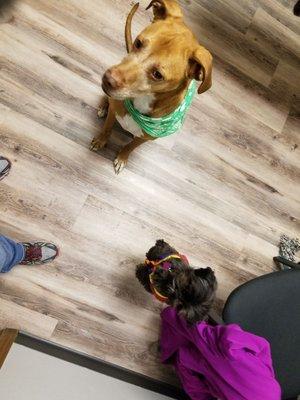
[0,158,12,181]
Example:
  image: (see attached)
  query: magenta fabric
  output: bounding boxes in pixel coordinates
[160,307,281,400]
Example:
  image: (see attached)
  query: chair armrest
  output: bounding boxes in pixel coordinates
[273,256,300,270]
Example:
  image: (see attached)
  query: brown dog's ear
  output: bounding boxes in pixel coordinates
[189,45,213,94]
[146,0,183,20]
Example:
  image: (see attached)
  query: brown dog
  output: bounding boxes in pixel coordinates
[90,0,213,174]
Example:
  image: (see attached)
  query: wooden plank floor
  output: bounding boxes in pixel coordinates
[0,0,299,384]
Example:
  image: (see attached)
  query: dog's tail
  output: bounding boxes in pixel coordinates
[125,3,139,53]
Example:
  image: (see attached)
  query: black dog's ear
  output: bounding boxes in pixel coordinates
[194,267,213,278]
[171,268,217,324]
[136,263,152,293]
[194,267,217,290]
[155,239,166,247]
[146,239,176,261]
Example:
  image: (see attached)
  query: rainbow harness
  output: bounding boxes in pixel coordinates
[145,254,189,303]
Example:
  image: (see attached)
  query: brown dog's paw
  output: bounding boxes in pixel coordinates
[97,105,108,119]
[97,97,109,119]
[90,136,107,151]
[114,155,127,174]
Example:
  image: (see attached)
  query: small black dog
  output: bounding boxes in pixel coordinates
[136,239,217,324]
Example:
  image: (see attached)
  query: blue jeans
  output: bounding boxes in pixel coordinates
[0,235,25,273]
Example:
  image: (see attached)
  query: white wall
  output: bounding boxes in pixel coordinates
[0,344,173,400]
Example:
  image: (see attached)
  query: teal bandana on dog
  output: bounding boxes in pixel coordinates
[124,80,197,138]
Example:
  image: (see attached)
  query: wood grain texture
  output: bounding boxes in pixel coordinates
[0,0,299,385]
[0,298,58,339]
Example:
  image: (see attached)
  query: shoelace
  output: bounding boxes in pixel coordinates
[23,244,42,262]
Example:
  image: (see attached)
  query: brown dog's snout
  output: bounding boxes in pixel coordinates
[102,68,124,92]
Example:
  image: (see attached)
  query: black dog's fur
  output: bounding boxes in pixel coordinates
[136,239,217,325]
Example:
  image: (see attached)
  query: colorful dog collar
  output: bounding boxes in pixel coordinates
[124,80,197,138]
[146,254,189,302]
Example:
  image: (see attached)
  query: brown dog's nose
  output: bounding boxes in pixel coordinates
[102,69,123,91]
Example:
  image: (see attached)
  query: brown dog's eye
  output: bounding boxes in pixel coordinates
[152,69,164,81]
[134,39,143,50]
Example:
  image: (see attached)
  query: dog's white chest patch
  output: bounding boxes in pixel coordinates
[133,94,155,114]
[116,94,155,138]
[116,114,144,137]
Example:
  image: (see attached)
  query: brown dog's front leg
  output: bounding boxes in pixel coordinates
[114,137,150,174]
[97,95,109,119]
[90,102,116,151]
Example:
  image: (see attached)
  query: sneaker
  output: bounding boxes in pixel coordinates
[20,242,59,265]
[0,157,11,181]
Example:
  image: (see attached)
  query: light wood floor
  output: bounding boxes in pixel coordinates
[0,0,299,384]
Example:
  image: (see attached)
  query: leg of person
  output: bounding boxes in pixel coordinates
[0,235,25,273]
[0,235,59,273]
[20,241,59,265]
[0,157,12,181]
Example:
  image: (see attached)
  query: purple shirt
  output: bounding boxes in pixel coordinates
[160,307,281,400]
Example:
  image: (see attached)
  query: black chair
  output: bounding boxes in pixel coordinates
[219,259,300,400]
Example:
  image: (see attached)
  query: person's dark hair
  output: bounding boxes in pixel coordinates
[136,239,217,324]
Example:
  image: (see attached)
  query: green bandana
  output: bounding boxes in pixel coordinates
[124,80,197,138]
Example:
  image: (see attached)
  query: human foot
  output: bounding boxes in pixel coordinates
[0,157,11,181]
[20,242,59,265]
